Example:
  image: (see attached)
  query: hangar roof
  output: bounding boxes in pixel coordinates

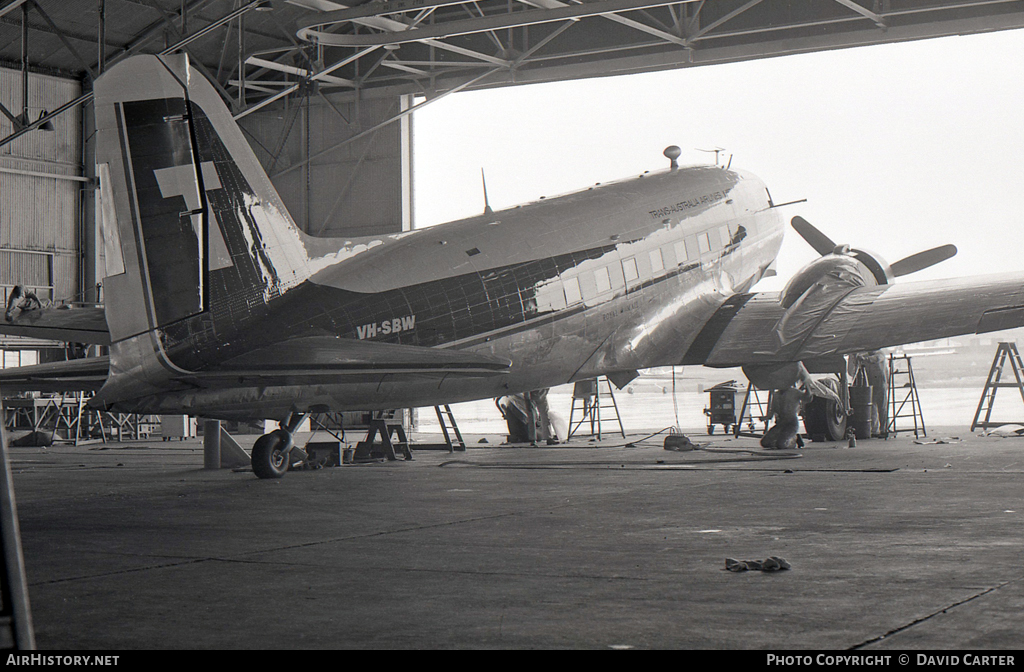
[2,0,1024,135]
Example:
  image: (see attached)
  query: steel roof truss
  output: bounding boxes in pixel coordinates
[27,0,97,79]
[832,0,888,29]
[422,38,511,65]
[0,0,27,20]
[603,11,687,47]
[512,0,690,49]
[512,18,576,65]
[245,55,355,86]
[688,0,764,42]
[297,0,699,46]
[229,79,281,93]
[381,60,430,76]
[462,2,506,53]
[685,0,704,37]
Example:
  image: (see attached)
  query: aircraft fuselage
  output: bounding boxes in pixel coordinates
[99,163,782,419]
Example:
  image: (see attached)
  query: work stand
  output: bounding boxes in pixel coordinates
[568,377,625,440]
[734,383,772,438]
[0,391,35,649]
[354,411,412,461]
[971,341,1024,432]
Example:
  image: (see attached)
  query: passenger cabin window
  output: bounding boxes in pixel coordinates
[595,267,612,294]
[684,237,698,261]
[546,281,567,311]
[673,240,687,266]
[563,276,582,305]
[649,249,664,273]
[622,257,639,283]
[697,232,712,255]
[719,226,731,247]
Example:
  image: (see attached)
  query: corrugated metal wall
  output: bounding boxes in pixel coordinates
[238,93,411,238]
[0,67,81,305]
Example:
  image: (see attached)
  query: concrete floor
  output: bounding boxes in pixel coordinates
[6,425,1024,650]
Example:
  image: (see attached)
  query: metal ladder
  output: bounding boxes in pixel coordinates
[887,353,926,438]
[971,342,1024,432]
[433,405,466,452]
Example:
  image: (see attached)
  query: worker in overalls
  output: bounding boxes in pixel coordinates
[761,384,813,450]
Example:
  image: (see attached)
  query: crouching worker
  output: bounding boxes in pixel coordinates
[761,385,813,450]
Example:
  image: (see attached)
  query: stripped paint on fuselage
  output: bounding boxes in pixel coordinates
[91,55,783,420]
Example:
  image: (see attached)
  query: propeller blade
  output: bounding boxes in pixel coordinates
[791,216,837,256]
[890,244,958,277]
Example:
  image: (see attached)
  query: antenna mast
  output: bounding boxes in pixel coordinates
[481,168,493,215]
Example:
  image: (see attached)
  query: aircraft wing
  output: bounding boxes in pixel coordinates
[0,356,110,393]
[0,306,110,346]
[688,272,1024,367]
[185,336,511,386]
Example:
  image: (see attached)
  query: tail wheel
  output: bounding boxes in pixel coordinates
[251,429,293,479]
[802,377,847,442]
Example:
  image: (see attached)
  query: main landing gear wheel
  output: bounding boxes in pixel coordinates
[802,377,847,442]
[251,413,310,479]
[251,429,294,479]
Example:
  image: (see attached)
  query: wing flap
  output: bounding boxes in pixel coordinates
[700,273,1024,366]
[186,336,511,385]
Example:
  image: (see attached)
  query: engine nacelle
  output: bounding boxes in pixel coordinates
[780,247,893,309]
[766,247,894,369]
[742,362,804,391]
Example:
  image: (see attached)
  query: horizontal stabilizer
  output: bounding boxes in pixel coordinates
[0,306,109,345]
[186,336,511,386]
[0,356,110,393]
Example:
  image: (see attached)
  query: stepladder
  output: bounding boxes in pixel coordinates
[888,353,926,438]
[971,342,1024,432]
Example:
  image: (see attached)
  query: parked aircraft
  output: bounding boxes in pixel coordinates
[3,54,1023,478]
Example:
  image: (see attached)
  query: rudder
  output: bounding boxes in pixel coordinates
[93,54,312,349]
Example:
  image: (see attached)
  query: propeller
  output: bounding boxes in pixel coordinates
[791,216,957,279]
[791,216,837,256]
[889,245,958,277]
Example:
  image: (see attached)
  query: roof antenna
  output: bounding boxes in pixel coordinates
[696,146,725,166]
[481,168,493,214]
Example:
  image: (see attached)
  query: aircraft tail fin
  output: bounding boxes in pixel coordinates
[93,54,311,346]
